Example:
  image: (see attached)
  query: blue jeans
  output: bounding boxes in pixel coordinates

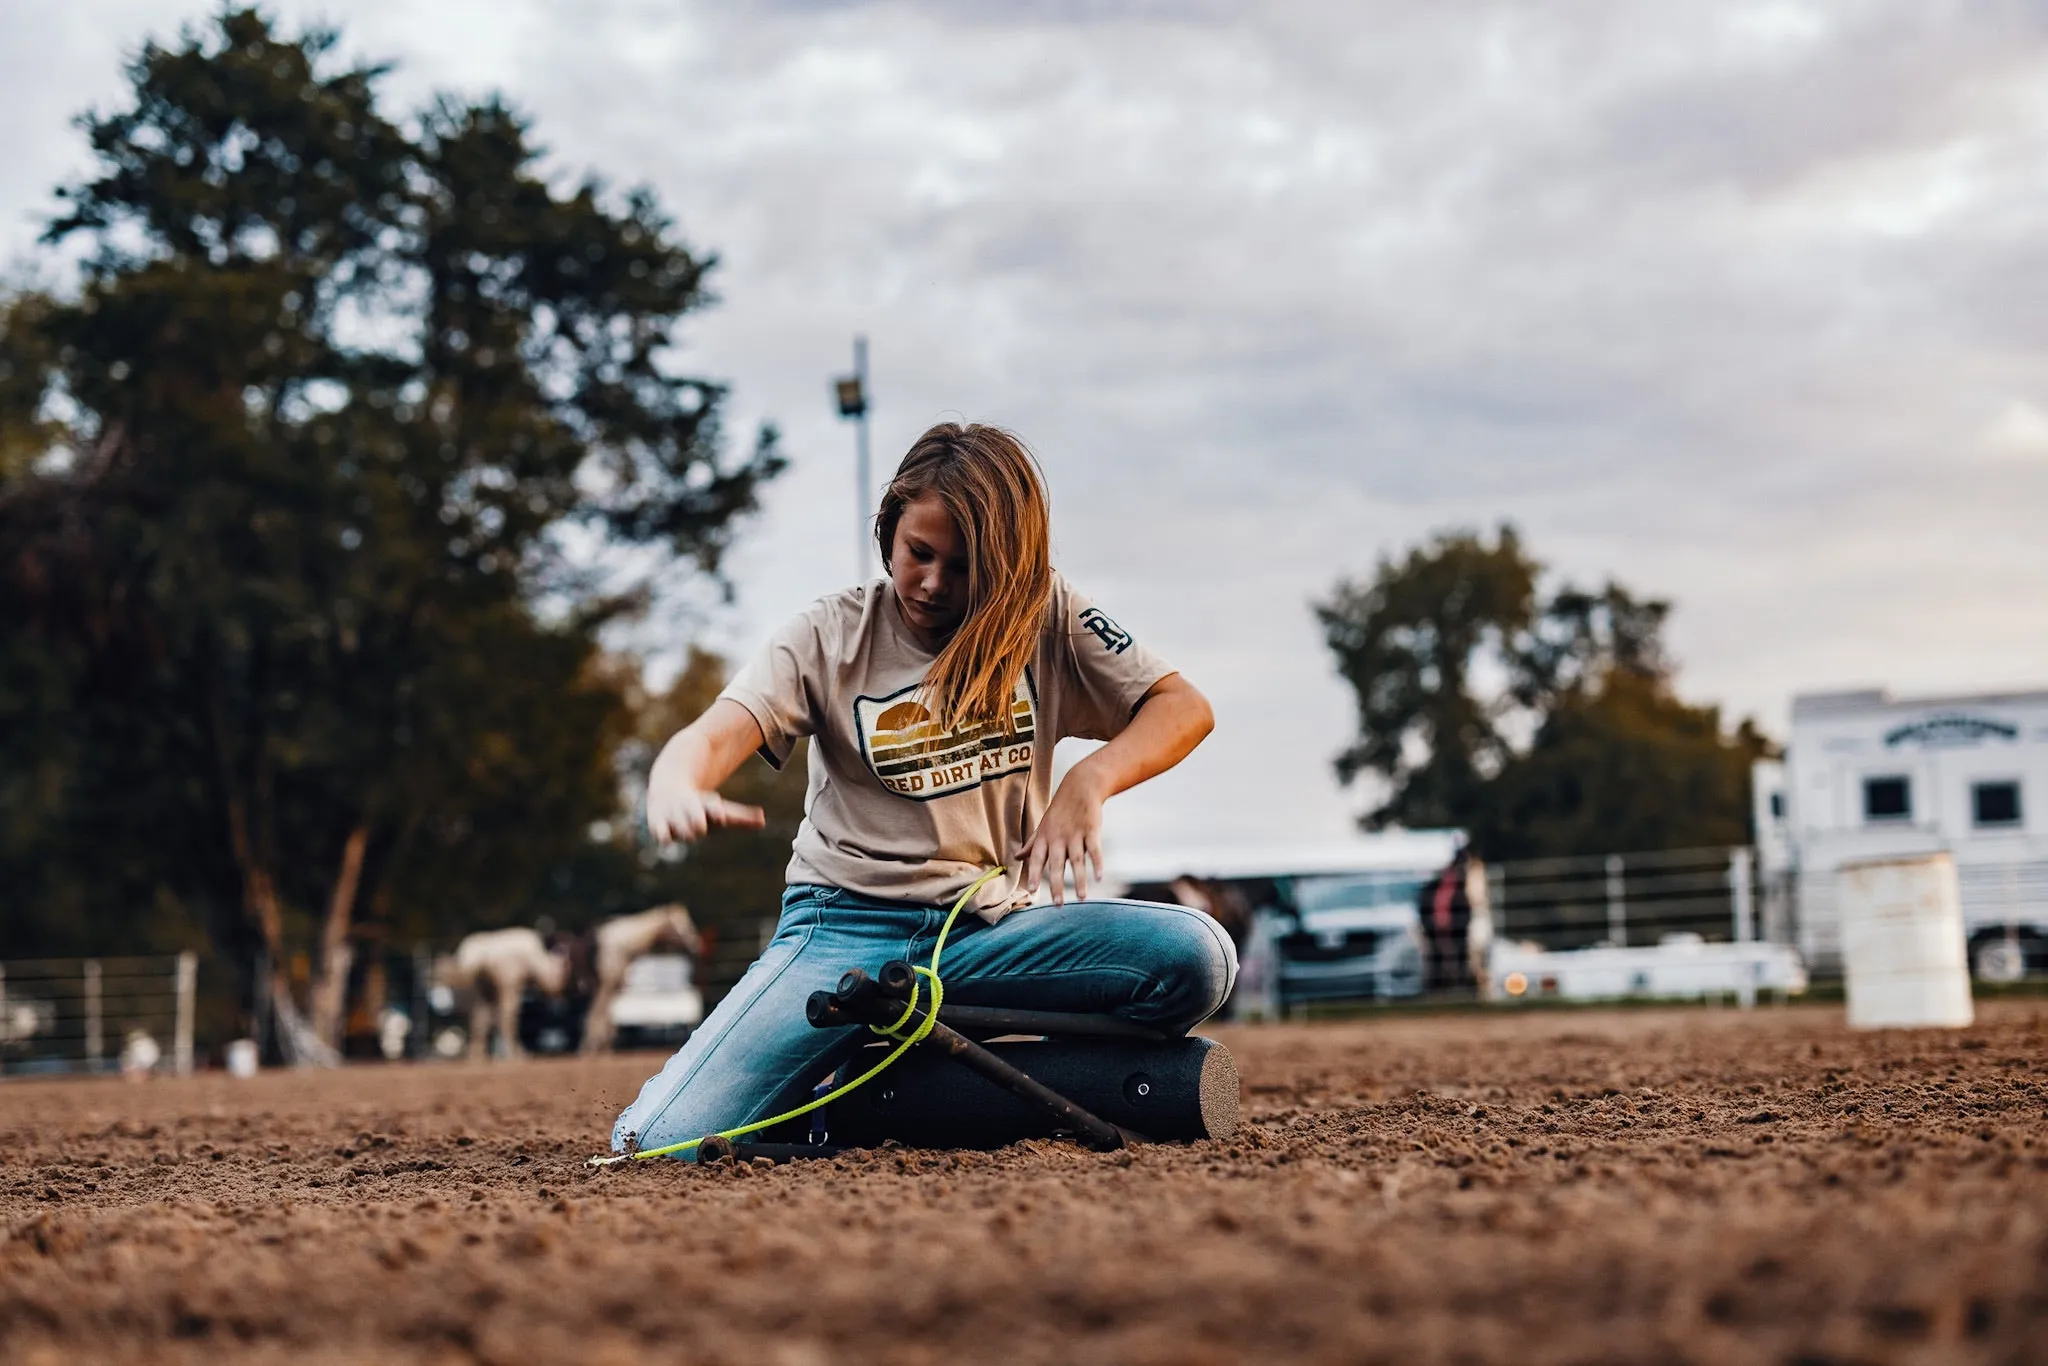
[611,884,1239,1154]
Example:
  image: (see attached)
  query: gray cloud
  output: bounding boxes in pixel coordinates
[6,0,2046,851]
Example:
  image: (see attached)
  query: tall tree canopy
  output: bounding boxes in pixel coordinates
[0,11,783,1051]
[1316,526,1770,860]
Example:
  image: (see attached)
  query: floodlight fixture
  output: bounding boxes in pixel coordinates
[834,376,866,418]
[833,336,873,578]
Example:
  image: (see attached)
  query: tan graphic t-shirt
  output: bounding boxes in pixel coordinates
[718,571,1174,920]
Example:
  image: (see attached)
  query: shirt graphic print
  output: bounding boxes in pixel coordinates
[855,670,1039,801]
[716,571,1172,913]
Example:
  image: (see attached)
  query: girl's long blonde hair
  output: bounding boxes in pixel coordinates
[876,423,1051,731]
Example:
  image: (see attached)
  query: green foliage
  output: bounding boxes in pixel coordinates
[1315,526,1537,830]
[1474,673,1772,861]
[1316,526,1771,859]
[0,11,783,1035]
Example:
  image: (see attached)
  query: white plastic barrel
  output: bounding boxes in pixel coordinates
[1837,854,1973,1030]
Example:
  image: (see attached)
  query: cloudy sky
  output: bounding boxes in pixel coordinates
[6,1,2047,856]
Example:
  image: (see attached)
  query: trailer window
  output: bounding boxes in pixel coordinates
[1973,781,2022,828]
[1863,775,1911,822]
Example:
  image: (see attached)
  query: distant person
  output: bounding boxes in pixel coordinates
[1462,853,1493,991]
[1419,846,1483,992]
[612,423,1236,1156]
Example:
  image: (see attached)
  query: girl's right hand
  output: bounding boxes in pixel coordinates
[644,698,773,845]
[646,778,766,846]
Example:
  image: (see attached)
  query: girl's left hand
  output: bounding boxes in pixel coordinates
[1021,767,1108,905]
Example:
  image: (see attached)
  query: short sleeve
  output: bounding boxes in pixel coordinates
[1048,574,1176,743]
[718,603,831,769]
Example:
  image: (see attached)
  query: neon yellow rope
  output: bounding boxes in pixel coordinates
[615,866,1003,1163]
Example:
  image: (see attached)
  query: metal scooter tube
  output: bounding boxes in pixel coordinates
[915,1022,1126,1151]
[871,958,1167,1041]
[816,975,1124,1152]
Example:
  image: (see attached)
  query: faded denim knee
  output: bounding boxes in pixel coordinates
[1133,908,1239,1031]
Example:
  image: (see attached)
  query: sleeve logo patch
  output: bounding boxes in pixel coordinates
[1078,607,1132,655]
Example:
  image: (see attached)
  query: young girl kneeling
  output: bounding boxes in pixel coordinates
[612,423,1235,1154]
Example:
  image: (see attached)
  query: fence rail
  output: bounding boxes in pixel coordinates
[1488,847,1760,953]
[1,953,196,1078]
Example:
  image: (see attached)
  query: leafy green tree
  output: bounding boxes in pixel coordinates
[1314,526,1537,830]
[0,11,782,1051]
[1316,527,1771,859]
[1511,582,1672,704]
[1471,670,1770,860]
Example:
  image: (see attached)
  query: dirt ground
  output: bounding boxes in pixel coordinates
[3,1001,2044,1366]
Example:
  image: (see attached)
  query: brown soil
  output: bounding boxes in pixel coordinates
[3,1002,2044,1365]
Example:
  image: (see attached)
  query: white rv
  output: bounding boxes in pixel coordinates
[1754,687,2048,979]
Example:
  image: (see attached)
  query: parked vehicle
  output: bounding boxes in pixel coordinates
[1271,871,1429,1006]
[1107,833,1462,1016]
[603,953,704,1050]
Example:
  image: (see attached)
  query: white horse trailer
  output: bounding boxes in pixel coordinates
[1756,686,2048,979]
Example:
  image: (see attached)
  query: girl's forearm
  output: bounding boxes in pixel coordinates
[651,698,765,793]
[1068,675,1214,801]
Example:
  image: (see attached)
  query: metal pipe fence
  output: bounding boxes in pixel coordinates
[1479,847,1804,1008]
[0,953,197,1078]
[1488,847,1764,952]
[1210,845,1802,1019]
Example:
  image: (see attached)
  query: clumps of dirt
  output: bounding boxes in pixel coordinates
[2,1002,2044,1365]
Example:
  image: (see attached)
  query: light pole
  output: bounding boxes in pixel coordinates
[833,336,871,580]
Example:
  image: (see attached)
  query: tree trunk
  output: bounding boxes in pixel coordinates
[205,662,331,1063]
[245,870,297,1059]
[219,773,288,1021]
[310,823,371,1049]
[227,808,309,1064]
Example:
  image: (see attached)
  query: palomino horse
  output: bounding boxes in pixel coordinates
[438,927,572,1061]
[580,904,704,1054]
